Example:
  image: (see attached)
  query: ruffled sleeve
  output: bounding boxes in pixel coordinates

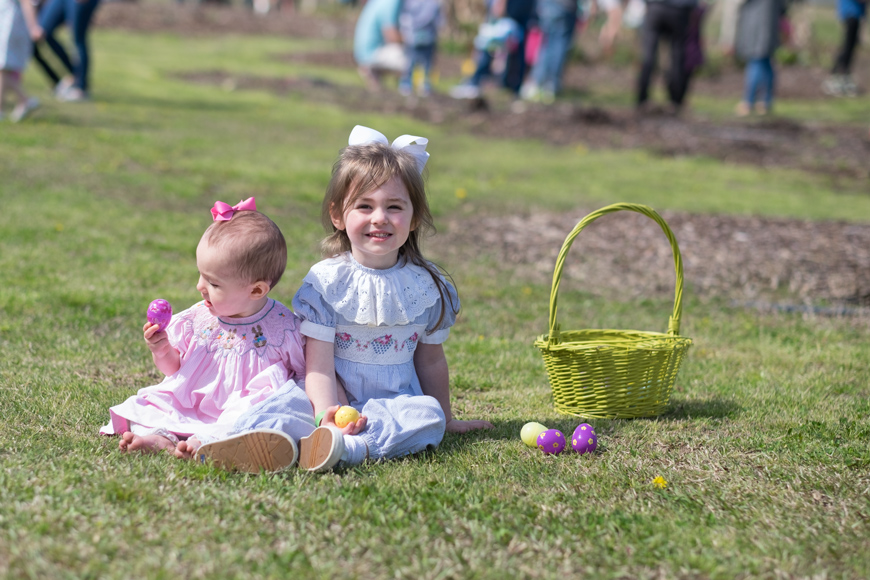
[292,281,337,343]
[420,273,460,344]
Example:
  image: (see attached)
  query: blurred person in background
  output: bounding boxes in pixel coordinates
[822,0,866,97]
[635,0,698,114]
[354,0,407,91]
[1,0,42,121]
[38,0,102,102]
[734,0,788,116]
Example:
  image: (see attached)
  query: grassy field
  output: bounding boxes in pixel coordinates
[1,10,869,579]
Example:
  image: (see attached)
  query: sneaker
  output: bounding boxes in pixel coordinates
[822,75,846,97]
[842,76,859,97]
[58,88,90,103]
[449,84,481,99]
[754,102,770,116]
[735,101,751,117]
[197,429,298,473]
[298,426,344,472]
[10,98,40,123]
[54,77,75,99]
[398,83,413,97]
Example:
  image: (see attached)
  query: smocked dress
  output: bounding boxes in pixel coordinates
[100,298,306,443]
[291,252,453,460]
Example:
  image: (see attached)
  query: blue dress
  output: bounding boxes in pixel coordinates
[292,252,455,461]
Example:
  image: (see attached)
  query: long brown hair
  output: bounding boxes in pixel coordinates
[321,142,457,331]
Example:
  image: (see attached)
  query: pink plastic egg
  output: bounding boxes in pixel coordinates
[537,429,566,455]
[571,423,598,455]
[147,299,173,331]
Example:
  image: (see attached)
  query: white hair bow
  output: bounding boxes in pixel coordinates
[348,125,430,173]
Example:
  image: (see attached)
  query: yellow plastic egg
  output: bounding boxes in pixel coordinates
[334,406,360,428]
[520,422,548,447]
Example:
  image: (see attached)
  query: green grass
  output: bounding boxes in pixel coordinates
[2,10,869,579]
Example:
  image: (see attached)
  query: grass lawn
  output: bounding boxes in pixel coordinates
[1,9,869,579]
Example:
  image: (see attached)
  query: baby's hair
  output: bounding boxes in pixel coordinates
[321,142,457,331]
[201,210,287,289]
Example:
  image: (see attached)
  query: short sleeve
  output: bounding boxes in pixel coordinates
[420,275,460,344]
[292,281,337,343]
[164,307,195,359]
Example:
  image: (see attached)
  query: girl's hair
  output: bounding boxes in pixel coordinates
[321,142,457,331]
[201,211,287,289]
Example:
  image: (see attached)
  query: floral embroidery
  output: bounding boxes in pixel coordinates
[334,331,419,355]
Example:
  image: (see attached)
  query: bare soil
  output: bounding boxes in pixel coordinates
[95,2,870,311]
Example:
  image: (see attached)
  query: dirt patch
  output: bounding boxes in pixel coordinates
[430,209,870,311]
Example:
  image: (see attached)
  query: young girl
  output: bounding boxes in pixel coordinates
[200,126,493,473]
[734,0,787,116]
[1,0,42,122]
[101,198,306,467]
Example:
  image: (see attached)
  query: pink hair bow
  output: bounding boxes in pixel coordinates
[211,197,257,222]
[348,125,430,173]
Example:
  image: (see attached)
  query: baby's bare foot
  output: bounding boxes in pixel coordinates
[119,431,176,454]
[174,438,201,460]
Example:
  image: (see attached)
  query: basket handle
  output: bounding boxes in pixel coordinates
[547,203,685,344]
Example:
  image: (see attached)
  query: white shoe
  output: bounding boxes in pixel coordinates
[54,77,75,99]
[197,429,298,473]
[58,88,90,103]
[449,84,481,99]
[10,98,40,123]
[298,426,345,472]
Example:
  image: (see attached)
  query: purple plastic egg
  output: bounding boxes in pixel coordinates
[147,299,173,331]
[571,423,598,455]
[537,429,566,455]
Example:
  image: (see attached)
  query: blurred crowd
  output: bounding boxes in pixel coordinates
[2,0,866,122]
[346,0,866,115]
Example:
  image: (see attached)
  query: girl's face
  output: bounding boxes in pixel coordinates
[195,239,267,319]
[333,175,415,270]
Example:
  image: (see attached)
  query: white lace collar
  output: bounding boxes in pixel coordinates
[304,252,441,326]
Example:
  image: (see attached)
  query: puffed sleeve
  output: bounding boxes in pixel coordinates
[164,304,195,359]
[420,274,460,344]
[292,281,338,343]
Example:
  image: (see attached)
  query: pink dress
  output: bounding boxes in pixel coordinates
[100,298,306,441]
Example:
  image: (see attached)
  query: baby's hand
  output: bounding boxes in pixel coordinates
[446,418,494,434]
[143,322,173,357]
[321,405,368,436]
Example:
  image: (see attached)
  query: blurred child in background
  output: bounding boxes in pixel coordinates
[398,0,442,96]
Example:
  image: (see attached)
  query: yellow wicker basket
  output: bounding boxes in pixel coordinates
[534,203,693,419]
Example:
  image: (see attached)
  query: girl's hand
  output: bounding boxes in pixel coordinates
[143,322,173,357]
[446,418,493,434]
[320,404,368,436]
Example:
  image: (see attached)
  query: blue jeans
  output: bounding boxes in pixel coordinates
[400,44,436,93]
[744,57,774,108]
[39,0,102,91]
[531,7,577,94]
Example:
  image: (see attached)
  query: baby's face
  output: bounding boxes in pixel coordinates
[195,240,261,319]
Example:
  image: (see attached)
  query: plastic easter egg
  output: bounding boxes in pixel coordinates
[147,299,173,332]
[571,423,598,455]
[334,406,360,428]
[537,429,566,455]
[520,422,548,447]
